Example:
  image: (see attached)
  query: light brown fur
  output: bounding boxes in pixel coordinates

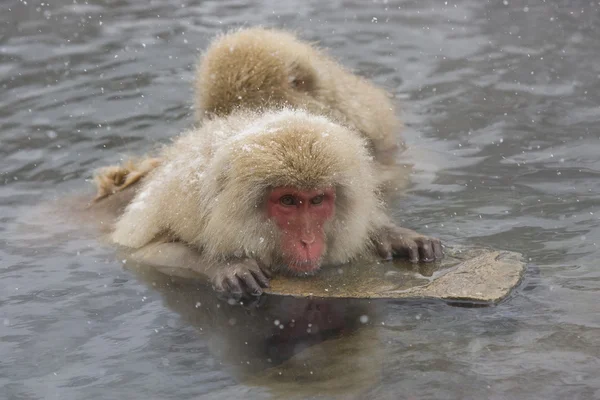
[95,27,407,200]
[195,27,402,162]
[112,109,389,272]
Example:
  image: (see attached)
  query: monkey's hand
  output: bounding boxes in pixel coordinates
[93,157,162,202]
[373,225,443,263]
[211,259,272,298]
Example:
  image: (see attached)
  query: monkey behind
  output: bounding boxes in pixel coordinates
[195,27,401,164]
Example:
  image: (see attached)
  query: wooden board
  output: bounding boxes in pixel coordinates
[264,247,526,304]
[125,243,525,304]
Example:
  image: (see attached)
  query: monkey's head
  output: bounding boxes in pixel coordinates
[201,110,385,275]
[195,27,325,120]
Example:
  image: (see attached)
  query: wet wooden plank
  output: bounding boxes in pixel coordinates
[265,247,526,304]
[123,240,525,304]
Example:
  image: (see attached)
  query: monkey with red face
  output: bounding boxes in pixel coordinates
[111,109,442,297]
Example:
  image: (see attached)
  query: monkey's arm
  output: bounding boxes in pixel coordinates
[94,163,270,298]
[132,244,271,298]
[111,174,168,248]
[372,224,443,263]
[132,242,271,298]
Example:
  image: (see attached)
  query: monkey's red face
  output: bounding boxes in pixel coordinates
[267,187,336,274]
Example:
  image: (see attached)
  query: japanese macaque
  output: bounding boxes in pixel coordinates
[194,27,401,164]
[95,27,405,199]
[108,109,443,297]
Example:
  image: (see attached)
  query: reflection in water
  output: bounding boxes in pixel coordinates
[129,264,384,398]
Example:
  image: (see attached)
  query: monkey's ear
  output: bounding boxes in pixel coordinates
[289,61,317,92]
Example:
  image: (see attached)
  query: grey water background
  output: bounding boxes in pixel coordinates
[1,0,599,399]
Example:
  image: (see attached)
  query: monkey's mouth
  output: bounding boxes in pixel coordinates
[283,259,322,276]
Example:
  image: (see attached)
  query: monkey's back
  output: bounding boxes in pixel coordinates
[194,27,402,166]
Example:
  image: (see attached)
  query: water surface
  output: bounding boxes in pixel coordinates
[1,1,599,399]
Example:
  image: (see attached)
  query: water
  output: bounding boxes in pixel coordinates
[1,0,599,398]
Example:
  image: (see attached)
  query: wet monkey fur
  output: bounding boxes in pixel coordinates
[95,27,405,198]
[110,109,443,297]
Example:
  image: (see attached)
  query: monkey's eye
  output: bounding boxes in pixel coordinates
[279,195,296,206]
[310,195,324,205]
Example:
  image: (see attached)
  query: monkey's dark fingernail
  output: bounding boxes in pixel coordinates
[376,241,393,261]
[420,242,434,262]
[248,286,263,296]
[252,270,270,287]
[241,275,263,296]
[407,244,419,263]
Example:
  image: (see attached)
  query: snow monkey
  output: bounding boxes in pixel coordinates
[94,27,404,201]
[110,109,443,298]
[194,27,401,164]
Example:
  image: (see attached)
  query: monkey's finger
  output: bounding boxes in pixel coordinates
[375,240,393,261]
[255,261,273,278]
[225,276,244,297]
[239,272,264,296]
[212,276,227,293]
[391,239,420,263]
[418,239,435,262]
[432,239,444,259]
[261,267,273,278]
[406,242,420,263]
[250,269,270,288]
